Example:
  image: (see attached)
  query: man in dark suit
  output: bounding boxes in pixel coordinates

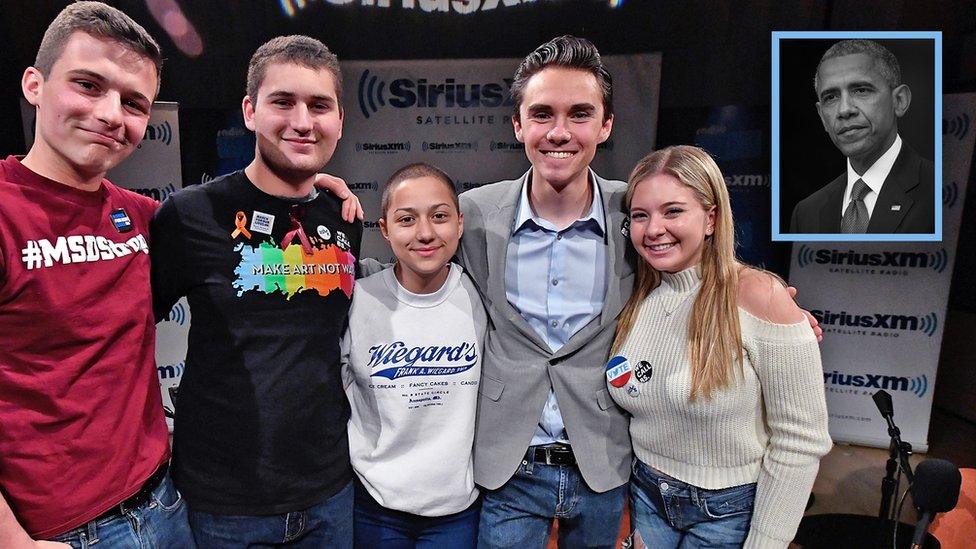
[790,39,934,234]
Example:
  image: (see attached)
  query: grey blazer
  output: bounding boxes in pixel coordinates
[458,169,637,492]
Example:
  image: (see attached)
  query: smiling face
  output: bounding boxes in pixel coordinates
[628,172,716,274]
[512,67,613,193]
[243,62,343,185]
[21,31,157,187]
[816,53,909,173]
[380,175,463,294]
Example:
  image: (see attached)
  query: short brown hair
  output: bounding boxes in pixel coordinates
[510,35,613,121]
[814,39,902,93]
[246,35,343,105]
[381,163,458,217]
[35,2,162,83]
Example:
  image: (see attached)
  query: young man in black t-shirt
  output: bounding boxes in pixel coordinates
[150,35,361,548]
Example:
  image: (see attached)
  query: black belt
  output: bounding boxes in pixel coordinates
[96,462,169,521]
[531,444,576,466]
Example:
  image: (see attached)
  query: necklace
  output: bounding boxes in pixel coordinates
[662,290,695,317]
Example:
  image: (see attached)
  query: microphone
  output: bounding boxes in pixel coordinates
[873,389,893,418]
[910,458,962,549]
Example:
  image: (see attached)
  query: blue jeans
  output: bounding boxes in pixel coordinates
[187,481,353,548]
[630,460,756,549]
[51,472,194,548]
[478,446,626,549]
[353,479,480,548]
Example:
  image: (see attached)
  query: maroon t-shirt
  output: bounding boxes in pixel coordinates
[0,156,169,538]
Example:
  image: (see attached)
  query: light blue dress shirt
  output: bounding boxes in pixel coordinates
[505,175,608,446]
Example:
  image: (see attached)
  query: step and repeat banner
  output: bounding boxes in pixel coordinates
[22,52,660,428]
[789,93,976,451]
[327,54,662,259]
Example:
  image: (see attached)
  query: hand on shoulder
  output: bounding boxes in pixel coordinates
[736,268,806,325]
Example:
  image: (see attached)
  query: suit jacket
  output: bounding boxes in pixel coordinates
[789,143,935,234]
[458,169,636,492]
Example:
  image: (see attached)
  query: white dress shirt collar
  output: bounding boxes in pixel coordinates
[843,134,902,218]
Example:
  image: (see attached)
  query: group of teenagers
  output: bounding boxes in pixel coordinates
[0,2,835,549]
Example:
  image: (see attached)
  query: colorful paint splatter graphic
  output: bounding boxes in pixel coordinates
[233,241,355,299]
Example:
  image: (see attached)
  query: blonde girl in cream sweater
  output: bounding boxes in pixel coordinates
[607,146,832,549]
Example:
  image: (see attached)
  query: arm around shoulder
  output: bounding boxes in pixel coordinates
[737,269,806,325]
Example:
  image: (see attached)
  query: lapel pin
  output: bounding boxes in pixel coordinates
[109,208,133,233]
[634,360,653,383]
[606,355,633,388]
[891,204,902,211]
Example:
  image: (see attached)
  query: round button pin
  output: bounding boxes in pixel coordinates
[605,355,633,388]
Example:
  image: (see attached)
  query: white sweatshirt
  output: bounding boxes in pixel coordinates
[342,263,486,516]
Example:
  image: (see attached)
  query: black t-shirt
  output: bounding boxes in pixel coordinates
[151,170,362,514]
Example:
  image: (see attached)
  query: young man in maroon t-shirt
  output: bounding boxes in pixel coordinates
[0,3,193,547]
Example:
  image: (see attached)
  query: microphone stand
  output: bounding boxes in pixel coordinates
[792,390,938,548]
[876,390,915,547]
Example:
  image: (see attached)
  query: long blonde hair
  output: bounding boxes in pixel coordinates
[612,146,743,400]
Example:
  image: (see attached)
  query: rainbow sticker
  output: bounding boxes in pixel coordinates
[232,241,355,300]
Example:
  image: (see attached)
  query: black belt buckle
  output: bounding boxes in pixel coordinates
[101,462,169,519]
[533,444,575,466]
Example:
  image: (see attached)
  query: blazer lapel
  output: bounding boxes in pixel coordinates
[485,170,552,354]
[868,146,918,233]
[598,177,633,330]
[818,174,847,233]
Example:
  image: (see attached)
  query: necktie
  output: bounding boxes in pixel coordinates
[841,178,870,234]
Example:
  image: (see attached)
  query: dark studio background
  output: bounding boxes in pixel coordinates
[2,0,976,426]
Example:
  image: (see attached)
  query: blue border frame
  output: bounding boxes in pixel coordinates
[771,31,942,242]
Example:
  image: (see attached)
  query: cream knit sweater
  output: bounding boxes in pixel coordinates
[609,267,832,549]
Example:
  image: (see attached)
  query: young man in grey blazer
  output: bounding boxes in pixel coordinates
[458,35,634,548]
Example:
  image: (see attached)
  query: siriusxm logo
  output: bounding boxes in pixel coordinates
[367,340,478,380]
[356,141,411,153]
[358,70,514,118]
[944,113,970,140]
[824,371,929,398]
[281,0,539,18]
[423,141,477,152]
[489,140,523,152]
[164,302,189,325]
[796,245,948,273]
[216,126,253,159]
[944,181,960,209]
[157,361,185,380]
[348,181,379,191]
[724,174,769,187]
[811,310,939,336]
[141,120,173,146]
[132,183,178,203]
[456,181,481,191]
[363,220,381,230]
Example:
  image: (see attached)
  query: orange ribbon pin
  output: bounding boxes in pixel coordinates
[231,211,252,239]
